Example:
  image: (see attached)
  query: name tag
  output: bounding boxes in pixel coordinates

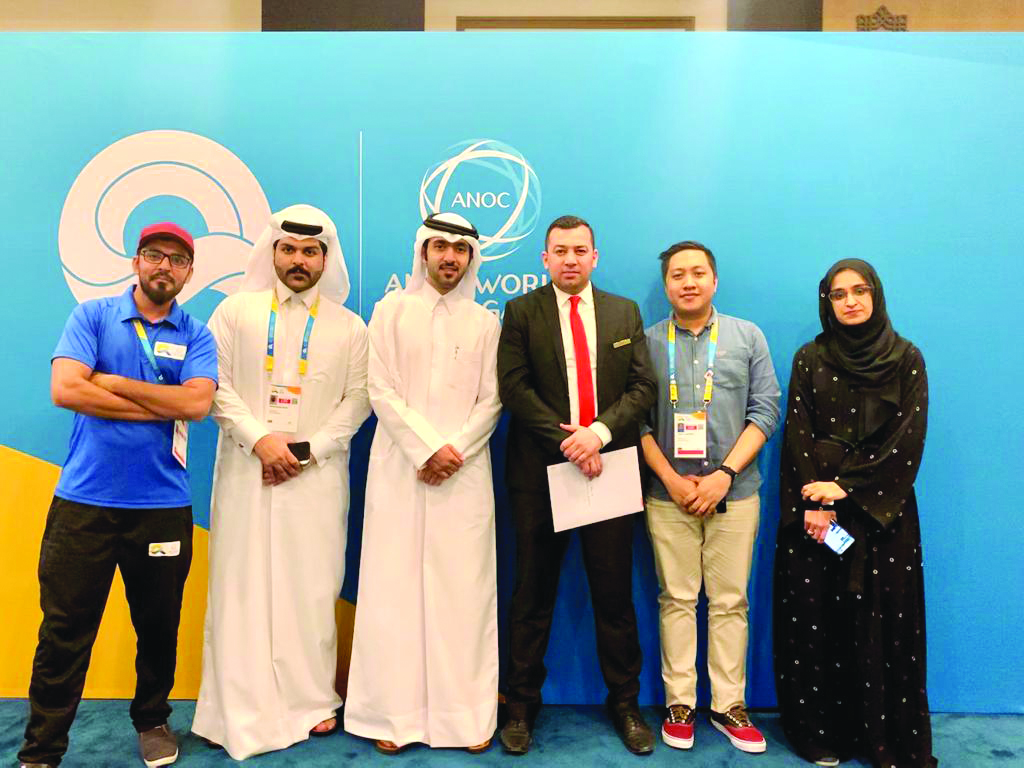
[267,384,301,433]
[612,338,631,349]
[172,419,188,469]
[149,541,181,557]
[154,341,187,360]
[673,411,707,459]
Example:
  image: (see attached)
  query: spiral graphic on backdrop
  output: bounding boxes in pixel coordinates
[419,139,541,262]
[58,130,271,305]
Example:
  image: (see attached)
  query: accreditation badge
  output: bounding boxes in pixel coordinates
[153,341,187,360]
[673,411,707,459]
[266,384,302,433]
[172,419,188,469]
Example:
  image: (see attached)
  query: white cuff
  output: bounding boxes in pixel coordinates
[590,420,612,447]
[309,432,341,466]
[231,416,271,455]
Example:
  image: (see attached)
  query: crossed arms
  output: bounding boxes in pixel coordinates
[51,357,215,422]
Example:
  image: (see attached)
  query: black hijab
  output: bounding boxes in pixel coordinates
[816,258,909,387]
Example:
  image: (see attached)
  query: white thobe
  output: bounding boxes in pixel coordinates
[344,283,502,748]
[193,281,370,760]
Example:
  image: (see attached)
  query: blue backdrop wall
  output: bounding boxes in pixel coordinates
[1,31,1021,713]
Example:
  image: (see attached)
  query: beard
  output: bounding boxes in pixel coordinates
[431,262,464,286]
[139,273,180,305]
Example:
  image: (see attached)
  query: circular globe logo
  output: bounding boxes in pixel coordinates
[58,130,270,306]
[420,139,541,262]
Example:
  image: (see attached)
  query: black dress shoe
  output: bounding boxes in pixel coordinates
[607,699,655,755]
[499,717,532,755]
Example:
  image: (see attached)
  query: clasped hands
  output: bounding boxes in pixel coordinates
[665,469,733,517]
[558,423,604,479]
[417,444,464,486]
[800,481,848,543]
[254,433,308,486]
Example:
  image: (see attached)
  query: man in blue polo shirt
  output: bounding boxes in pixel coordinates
[18,222,218,768]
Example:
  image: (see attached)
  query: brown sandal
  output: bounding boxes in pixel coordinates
[309,717,338,737]
[467,737,492,754]
[375,739,404,755]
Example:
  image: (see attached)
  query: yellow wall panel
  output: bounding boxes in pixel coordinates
[0,445,210,698]
[1,445,356,700]
[1,445,62,696]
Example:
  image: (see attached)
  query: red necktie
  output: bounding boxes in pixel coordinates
[569,295,595,427]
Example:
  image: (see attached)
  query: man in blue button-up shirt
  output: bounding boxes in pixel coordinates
[640,241,779,757]
[19,222,217,768]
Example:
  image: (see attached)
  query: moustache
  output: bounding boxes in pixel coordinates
[151,272,173,282]
[287,266,311,277]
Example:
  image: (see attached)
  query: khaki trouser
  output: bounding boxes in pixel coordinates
[645,493,760,713]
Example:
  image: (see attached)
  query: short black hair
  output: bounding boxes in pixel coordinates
[659,240,716,280]
[545,215,595,249]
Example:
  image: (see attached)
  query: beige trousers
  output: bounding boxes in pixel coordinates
[645,493,760,713]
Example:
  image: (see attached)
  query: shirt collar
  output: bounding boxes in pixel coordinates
[275,278,319,309]
[672,306,718,336]
[417,281,454,314]
[116,284,183,328]
[553,281,594,309]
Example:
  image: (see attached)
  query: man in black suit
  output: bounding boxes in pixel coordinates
[497,215,657,755]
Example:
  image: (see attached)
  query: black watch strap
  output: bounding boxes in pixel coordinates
[717,464,738,480]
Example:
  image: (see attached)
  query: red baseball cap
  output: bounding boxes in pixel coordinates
[137,222,195,257]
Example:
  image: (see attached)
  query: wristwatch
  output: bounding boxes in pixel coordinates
[716,464,738,480]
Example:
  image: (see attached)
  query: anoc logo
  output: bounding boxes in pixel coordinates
[58,130,271,305]
[419,139,541,262]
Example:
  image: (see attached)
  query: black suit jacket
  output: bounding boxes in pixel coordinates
[497,282,657,493]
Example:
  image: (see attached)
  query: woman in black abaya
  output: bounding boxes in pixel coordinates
[774,260,937,768]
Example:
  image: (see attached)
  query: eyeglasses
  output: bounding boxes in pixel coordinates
[828,284,873,302]
[140,248,192,270]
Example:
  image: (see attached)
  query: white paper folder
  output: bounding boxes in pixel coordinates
[546,447,645,532]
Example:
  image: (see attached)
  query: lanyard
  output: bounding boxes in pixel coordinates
[132,319,165,383]
[265,292,320,376]
[668,318,718,409]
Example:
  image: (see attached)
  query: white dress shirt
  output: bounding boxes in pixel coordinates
[552,282,612,446]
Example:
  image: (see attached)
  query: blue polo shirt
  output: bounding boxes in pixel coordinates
[52,285,218,508]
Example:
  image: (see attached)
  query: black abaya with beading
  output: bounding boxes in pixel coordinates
[774,340,937,768]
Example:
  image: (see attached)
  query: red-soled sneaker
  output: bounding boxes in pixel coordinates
[710,706,766,753]
[661,704,695,749]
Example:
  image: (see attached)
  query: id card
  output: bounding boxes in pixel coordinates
[673,411,707,458]
[267,384,301,433]
[172,419,188,469]
[823,520,855,555]
[154,341,187,360]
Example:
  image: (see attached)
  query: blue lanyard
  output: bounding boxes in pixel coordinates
[132,319,165,383]
[668,317,718,409]
[265,292,320,376]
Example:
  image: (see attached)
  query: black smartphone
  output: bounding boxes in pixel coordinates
[287,441,311,466]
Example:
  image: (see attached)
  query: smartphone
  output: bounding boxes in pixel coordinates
[823,520,855,554]
[287,441,311,466]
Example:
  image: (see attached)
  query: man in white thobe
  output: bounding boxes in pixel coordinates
[344,213,502,754]
[193,205,370,759]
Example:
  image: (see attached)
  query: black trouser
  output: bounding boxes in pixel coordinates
[19,497,193,767]
[505,490,643,714]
